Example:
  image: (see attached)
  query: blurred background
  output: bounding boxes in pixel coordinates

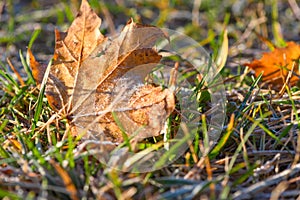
[0,0,300,76]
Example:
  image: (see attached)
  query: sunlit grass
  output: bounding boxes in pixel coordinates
[1,0,300,199]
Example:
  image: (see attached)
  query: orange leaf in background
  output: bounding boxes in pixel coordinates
[245,41,300,89]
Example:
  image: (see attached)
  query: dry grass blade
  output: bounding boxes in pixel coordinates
[6,57,25,86]
[233,163,300,199]
[215,28,228,73]
[49,160,79,200]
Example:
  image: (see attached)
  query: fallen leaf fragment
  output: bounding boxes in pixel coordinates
[245,41,300,89]
[28,49,47,87]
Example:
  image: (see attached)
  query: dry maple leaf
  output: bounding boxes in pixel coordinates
[49,0,105,113]
[245,41,300,89]
[29,0,175,142]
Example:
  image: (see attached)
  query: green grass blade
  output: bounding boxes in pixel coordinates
[0,189,20,200]
[28,29,41,49]
[154,127,195,169]
[31,58,52,134]
[19,50,34,84]
[111,111,131,150]
[0,64,18,87]
[234,73,262,119]
[0,145,10,159]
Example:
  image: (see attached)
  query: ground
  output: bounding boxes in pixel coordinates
[0,0,300,199]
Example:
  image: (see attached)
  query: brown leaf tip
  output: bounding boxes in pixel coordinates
[27,48,46,86]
